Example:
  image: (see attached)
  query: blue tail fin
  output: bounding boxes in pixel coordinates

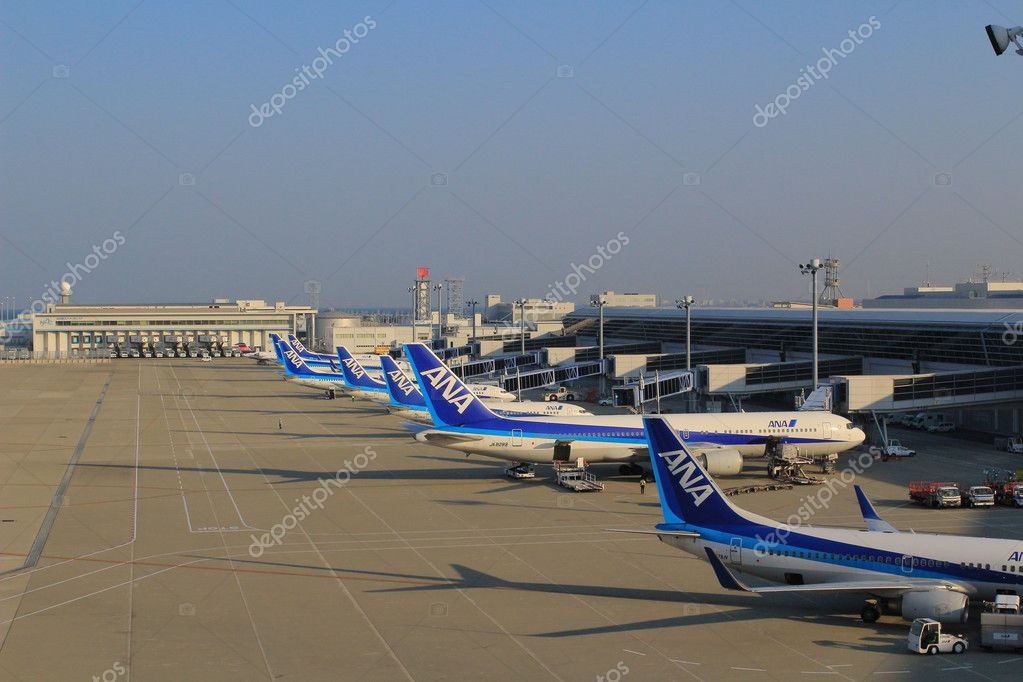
[379,355,425,407]
[279,340,317,377]
[270,334,286,363]
[643,417,746,527]
[287,334,310,356]
[335,346,386,390]
[403,343,499,426]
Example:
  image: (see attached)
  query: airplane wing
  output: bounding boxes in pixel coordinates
[854,485,899,533]
[605,528,701,538]
[704,548,967,595]
[625,442,723,458]
[416,432,486,446]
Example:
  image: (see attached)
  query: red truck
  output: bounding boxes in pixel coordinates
[984,470,1023,507]
[909,481,962,508]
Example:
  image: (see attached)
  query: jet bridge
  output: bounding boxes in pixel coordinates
[498,360,606,392]
[832,365,1023,414]
[702,357,863,395]
[450,352,541,379]
[612,370,695,407]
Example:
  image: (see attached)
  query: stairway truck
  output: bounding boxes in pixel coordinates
[909,481,962,508]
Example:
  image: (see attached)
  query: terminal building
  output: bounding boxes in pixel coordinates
[561,305,1023,434]
[31,299,316,357]
[863,280,1023,309]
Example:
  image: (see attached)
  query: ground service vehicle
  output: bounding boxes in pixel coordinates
[927,421,955,433]
[543,386,576,402]
[981,595,1023,651]
[882,439,916,457]
[908,618,967,655]
[986,470,1023,507]
[995,436,1023,454]
[963,486,995,507]
[910,481,962,508]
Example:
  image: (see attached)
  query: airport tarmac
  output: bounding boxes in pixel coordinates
[0,360,1022,681]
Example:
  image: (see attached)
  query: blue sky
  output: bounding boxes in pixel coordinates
[3,1,1023,309]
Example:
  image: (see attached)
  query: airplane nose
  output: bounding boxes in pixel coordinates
[852,427,866,444]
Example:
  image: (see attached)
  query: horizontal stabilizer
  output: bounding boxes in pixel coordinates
[854,485,899,533]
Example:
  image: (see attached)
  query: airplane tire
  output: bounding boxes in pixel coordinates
[860,604,880,623]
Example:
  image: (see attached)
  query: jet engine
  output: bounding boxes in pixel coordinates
[693,448,743,476]
[901,589,969,623]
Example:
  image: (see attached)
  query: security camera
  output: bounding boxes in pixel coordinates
[986,24,1023,56]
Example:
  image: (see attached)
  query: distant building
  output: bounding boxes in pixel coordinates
[598,291,657,307]
[31,299,315,356]
[864,281,1023,309]
[484,296,574,323]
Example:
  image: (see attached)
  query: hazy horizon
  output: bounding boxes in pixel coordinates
[4,1,1023,311]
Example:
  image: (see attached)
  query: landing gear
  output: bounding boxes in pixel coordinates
[326,389,336,400]
[619,463,645,476]
[860,599,881,623]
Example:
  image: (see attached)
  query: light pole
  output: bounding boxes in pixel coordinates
[434,283,443,341]
[466,300,478,341]
[514,299,526,354]
[591,294,607,396]
[408,285,417,343]
[799,258,823,387]
[675,296,695,370]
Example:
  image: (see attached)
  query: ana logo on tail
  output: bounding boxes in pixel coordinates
[420,366,475,415]
[658,449,714,507]
[342,357,366,379]
[387,369,417,396]
[284,349,306,369]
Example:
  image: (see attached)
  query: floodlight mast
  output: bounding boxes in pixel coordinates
[986,24,1023,56]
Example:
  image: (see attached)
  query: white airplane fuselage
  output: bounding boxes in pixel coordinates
[415,411,864,465]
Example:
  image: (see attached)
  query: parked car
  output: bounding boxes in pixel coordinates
[881,439,916,457]
[927,421,956,433]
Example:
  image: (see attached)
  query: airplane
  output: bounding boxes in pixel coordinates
[289,334,393,373]
[631,415,1023,624]
[276,339,350,397]
[378,354,592,423]
[403,343,865,477]
[236,341,277,364]
[335,345,391,399]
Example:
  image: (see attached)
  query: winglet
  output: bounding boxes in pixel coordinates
[854,485,899,533]
[704,547,751,592]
